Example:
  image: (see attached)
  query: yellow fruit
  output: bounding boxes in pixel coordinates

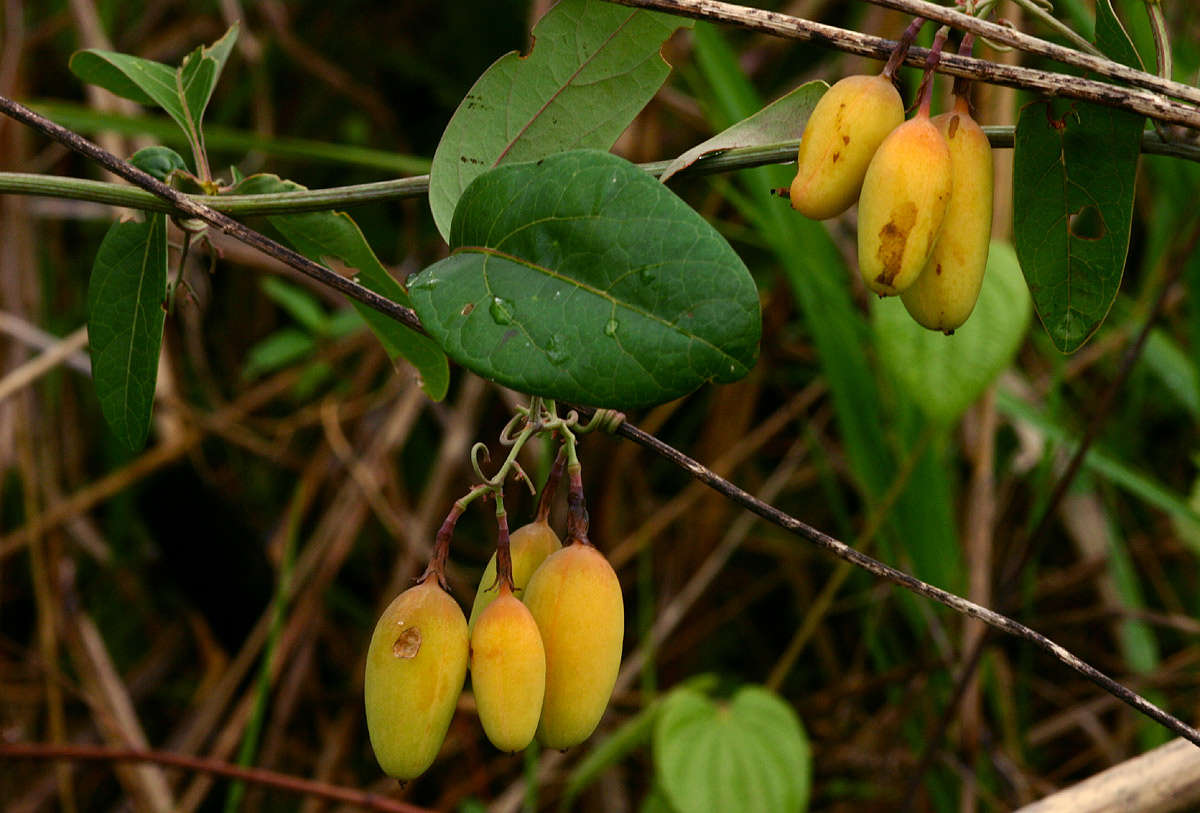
[857,112,953,296]
[468,520,562,630]
[523,541,624,749]
[901,98,994,332]
[470,585,547,752]
[789,73,905,220]
[364,580,469,780]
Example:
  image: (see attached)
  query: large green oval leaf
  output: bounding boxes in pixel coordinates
[653,686,810,813]
[872,242,1032,424]
[410,150,760,409]
[428,0,689,240]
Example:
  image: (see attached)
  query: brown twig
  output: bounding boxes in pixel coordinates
[0,94,425,335]
[597,414,1200,749]
[602,0,1200,129]
[0,742,429,813]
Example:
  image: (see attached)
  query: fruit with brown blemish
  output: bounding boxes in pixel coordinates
[364,580,469,780]
[901,97,994,332]
[523,540,624,749]
[857,108,953,296]
[470,584,546,752]
[468,519,562,630]
[788,73,905,220]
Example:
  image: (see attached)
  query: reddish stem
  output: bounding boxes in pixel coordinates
[565,463,589,545]
[495,509,514,591]
[882,17,925,80]
[915,26,950,116]
[952,32,977,101]
[0,742,428,812]
[536,446,567,523]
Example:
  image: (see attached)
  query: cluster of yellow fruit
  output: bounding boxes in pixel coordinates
[788,70,994,333]
[363,519,624,781]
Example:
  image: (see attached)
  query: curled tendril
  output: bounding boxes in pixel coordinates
[498,412,528,446]
[470,442,492,483]
[576,408,626,434]
[510,461,537,495]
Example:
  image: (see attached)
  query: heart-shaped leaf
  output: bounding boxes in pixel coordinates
[410,150,760,409]
[70,25,238,174]
[653,686,810,813]
[229,173,450,401]
[873,242,1031,424]
[87,215,169,451]
[428,0,690,240]
[658,81,826,184]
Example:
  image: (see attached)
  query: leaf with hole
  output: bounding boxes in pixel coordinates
[1011,0,1143,354]
[653,686,810,813]
[70,25,238,174]
[229,173,450,401]
[87,215,169,451]
[428,0,690,240]
[1012,97,1140,353]
[410,150,760,409]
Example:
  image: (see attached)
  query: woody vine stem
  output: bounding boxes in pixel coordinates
[1,0,1199,762]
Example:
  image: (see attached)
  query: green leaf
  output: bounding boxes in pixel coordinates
[872,242,1032,424]
[654,686,810,813]
[1012,97,1141,353]
[658,81,826,184]
[243,328,317,380]
[87,215,169,451]
[1095,0,1143,69]
[70,25,239,172]
[259,277,329,335]
[410,150,760,409]
[128,145,187,181]
[229,173,450,401]
[428,0,690,240]
[1012,0,1143,354]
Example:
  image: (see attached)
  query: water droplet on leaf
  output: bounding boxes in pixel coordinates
[546,334,569,365]
[489,297,515,325]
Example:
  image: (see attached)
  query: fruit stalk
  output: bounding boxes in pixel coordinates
[882,16,926,80]
[536,445,567,523]
[495,499,514,591]
[566,462,589,545]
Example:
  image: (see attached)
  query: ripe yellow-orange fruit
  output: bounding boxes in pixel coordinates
[364,580,469,780]
[901,98,994,332]
[523,541,624,749]
[469,520,562,629]
[857,112,953,296]
[789,73,905,220]
[470,584,547,752]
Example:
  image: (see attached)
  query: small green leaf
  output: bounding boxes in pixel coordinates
[654,686,810,813]
[229,173,450,401]
[70,25,239,172]
[1095,0,1143,69]
[259,277,329,335]
[87,215,169,450]
[411,150,761,409]
[128,145,187,181]
[243,328,317,381]
[1012,97,1141,352]
[428,0,690,239]
[872,242,1032,424]
[658,81,826,184]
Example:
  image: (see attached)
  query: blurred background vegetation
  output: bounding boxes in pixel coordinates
[2,0,1200,810]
